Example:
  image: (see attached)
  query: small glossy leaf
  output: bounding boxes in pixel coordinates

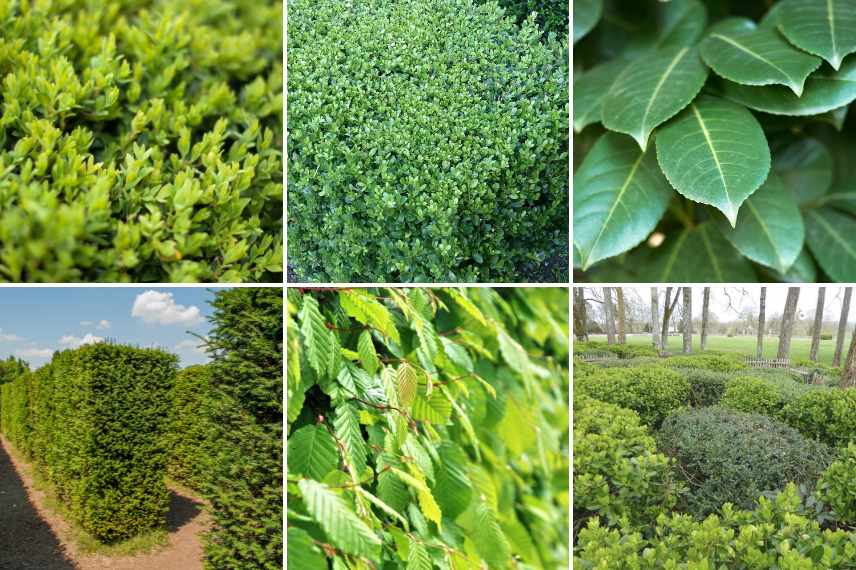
[573,0,603,44]
[655,96,771,225]
[804,208,856,282]
[778,0,856,70]
[573,59,629,132]
[719,174,804,273]
[701,18,822,96]
[773,138,834,205]
[602,46,708,150]
[645,222,757,282]
[573,132,672,270]
[721,59,856,116]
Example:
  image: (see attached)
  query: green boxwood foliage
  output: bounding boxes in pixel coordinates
[662,353,747,372]
[485,0,568,37]
[782,388,856,448]
[288,0,568,283]
[288,287,569,568]
[572,340,659,359]
[575,366,690,427]
[0,343,178,542]
[674,368,731,407]
[0,1,283,282]
[658,407,834,517]
[575,483,856,568]
[816,443,856,524]
[167,364,213,490]
[203,288,283,570]
[573,395,680,533]
[721,375,790,417]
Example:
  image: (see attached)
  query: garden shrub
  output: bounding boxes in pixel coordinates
[574,395,680,533]
[721,375,790,418]
[0,373,31,455]
[167,364,213,490]
[0,1,283,282]
[815,444,856,525]
[575,484,856,568]
[658,407,834,517]
[782,388,856,448]
[589,356,661,368]
[662,353,747,372]
[573,358,598,380]
[573,340,659,359]
[674,368,730,407]
[0,356,28,384]
[485,0,568,37]
[204,288,282,569]
[288,288,569,568]
[288,0,568,282]
[575,366,690,427]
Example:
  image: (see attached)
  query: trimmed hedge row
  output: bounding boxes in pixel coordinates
[0,344,177,542]
[486,0,568,37]
[167,364,213,490]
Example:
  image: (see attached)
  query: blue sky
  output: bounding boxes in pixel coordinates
[0,288,225,369]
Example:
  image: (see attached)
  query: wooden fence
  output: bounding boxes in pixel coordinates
[578,352,614,362]
[744,357,790,369]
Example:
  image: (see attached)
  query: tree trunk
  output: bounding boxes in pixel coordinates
[700,287,710,351]
[682,288,692,354]
[757,287,766,359]
[660,287,679,352]
[573,288,589,341]
[809,287,826,362]
[777,287,800,360]
[603,288,616,345]
[651,288,661,351]
[841,324,856,388]
[834,287,852,367]
[616,288,626,344]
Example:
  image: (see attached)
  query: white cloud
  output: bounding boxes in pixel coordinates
[0,329,22,342]
[16,347,53,358]
[59,333,105,348]
[98,319,111,330]
[175,338,207,355]
[132,291,203,326]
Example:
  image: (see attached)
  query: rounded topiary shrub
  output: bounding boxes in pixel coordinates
[575,366,690,427]
[573,396,680,532]
[816,443,856,525]
[675,368,730,407]
[663,353,747,373]
[782,388,856,448]
[721,376,788,418]
[658,407,834,517]
[288,0,568,282]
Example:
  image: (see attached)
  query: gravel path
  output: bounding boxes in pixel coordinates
[0,437,208,570]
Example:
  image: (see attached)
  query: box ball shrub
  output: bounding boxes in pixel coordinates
[674,368,730,407]
[575,366,690,427]
[288,0,568,282]
[815,443,856,525]
[782,388,856,448]
[721,375,789,418]
[0,1,283,282]
[658,407,834,517]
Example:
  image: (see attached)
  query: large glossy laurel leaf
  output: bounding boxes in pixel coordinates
[592,0,707,58]
[719,174,804,273]
[772,248,818,283]
[573,59,629,132]
[573,133,673,269]
[573,0,603,44]
[804,207,856,282]
[778,0,856,70]
[287,528,327,570]
[602,46,708,150]
[773,138,834,205]
[644,222,757,282]
[721,59,856,116]
[298,479,381,559]
[287,425,339,480]
[822,183,856,216]
[655,96,771,226]
[701,18,822,96]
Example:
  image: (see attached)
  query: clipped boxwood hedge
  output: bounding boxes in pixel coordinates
[486,0,568,37]
[288,0,568,282]
[782,388,856,448]
[0,1,283,282]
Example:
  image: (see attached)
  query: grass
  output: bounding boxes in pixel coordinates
[586,333,854,366]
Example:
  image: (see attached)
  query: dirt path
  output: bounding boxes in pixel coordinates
[0,437,209,570]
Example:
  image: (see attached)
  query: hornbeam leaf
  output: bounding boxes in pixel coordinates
[471,500,511,569]
[497,329,531,377]
[655,95,771,226]
[701,18,822,96]
[804,208,856,281]
[644,222,757,282]
[573,0,603,44]
[407,541,432,570]
[298,479,381,559]
[573,59,629,132]
[287,528,327,570]
[778,0,856,70]
[357,330,379,375]
[339,290,400,344]
[334,402,368,478]
[287,425,339,480]
[721,59,856,116]
[355,487,410,530]
[397,362,418,408]
[432,443,473,520]
[573,132,672,270]
[392,466,443,529]
[447,289,490,328]
[601,45,708,150]
[719,174,804,273]
[299,295,332,377]
[412,390,451,424]
[774,138,834,205]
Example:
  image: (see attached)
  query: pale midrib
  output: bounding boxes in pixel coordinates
[639,48,689,142]
[711,33,793,82]
[659,230,689,280]
[811,210,856,259]
[584,152,646,267]
[690,103,733,214]
[746,200,784,269]
[828,0,838,62]
[699,226,723,281]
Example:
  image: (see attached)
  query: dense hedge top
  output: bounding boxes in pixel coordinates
[0,0,283,282]
[288,287,569,568]
[485,0,568,38]
[574,0,856,283]
[288,0,568,283]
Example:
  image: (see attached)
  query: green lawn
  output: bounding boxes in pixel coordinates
[587,333,855,366]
